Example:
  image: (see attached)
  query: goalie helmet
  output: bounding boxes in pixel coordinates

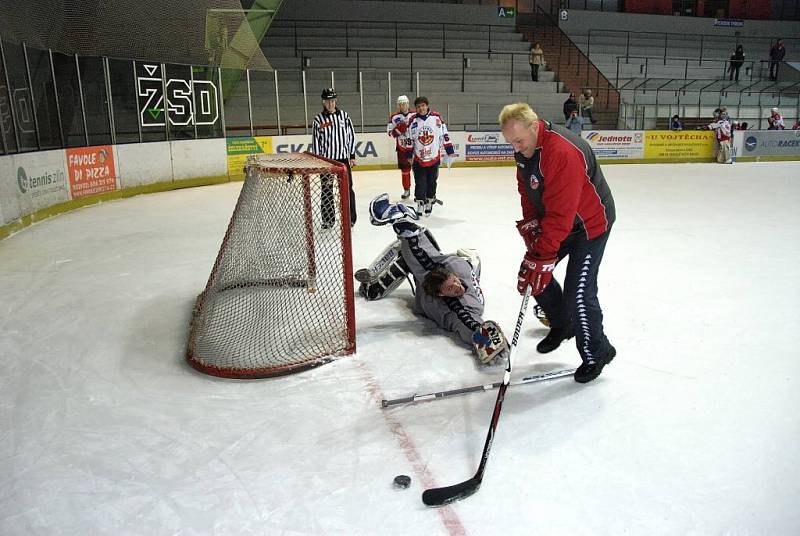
[321,87,337,100]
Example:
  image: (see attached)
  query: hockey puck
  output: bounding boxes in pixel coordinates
[393,475,411,489]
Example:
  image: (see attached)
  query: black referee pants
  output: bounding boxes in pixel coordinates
[321,159,356,227]
[534,229,613,363]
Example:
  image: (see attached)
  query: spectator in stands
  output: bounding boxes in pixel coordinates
[529,43,545,82]
[728,45,745,82]
[706,109,732,164]
[767,108,785,130]
[669,115,684,130]
[579,89,595,124]
[563,92,579,121]
[565,110,584,134]
[769,39,785,80]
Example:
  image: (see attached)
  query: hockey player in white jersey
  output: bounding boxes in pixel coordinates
[387,95,414,199]
[706,108,733,164]
[356,193,508,365]
[405,96,455,217]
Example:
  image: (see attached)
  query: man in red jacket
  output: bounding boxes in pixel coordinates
[499,102,616,383]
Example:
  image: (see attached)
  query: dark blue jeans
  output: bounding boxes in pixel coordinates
[534,229,613,362]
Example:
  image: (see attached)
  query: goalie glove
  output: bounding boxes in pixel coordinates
[472,320,509,364]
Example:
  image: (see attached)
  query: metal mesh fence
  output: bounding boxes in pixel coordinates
[186,152,355,378]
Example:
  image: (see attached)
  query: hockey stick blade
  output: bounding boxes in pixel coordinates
[422,476,481,507]
[422,381,508,507]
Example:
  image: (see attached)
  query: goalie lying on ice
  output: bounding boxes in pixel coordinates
[356,193,508,364]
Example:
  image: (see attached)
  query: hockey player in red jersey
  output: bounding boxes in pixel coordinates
[499,102,616,383]
[387,95,414,199]
[406,96,455,217]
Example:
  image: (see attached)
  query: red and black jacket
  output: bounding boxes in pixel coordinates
[515,120,616,258]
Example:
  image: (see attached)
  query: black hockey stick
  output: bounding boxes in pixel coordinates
[381,367,574,408]
[422,287,532,507]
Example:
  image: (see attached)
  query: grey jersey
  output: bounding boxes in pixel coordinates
[399,227,485,346]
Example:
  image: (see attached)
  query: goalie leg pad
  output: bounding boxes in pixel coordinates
[359,256,410,301]
[356,239,411,301]
[356,239,401,284]
[472,320,509,364]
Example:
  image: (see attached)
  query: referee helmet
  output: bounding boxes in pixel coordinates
[321,87,337,100]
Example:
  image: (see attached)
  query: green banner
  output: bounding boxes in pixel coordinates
[226,136,273,179]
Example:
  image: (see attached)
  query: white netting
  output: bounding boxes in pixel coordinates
[187,152,355,378]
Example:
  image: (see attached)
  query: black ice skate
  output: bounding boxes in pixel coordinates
[536,323,574,353]
[574,345,616,383]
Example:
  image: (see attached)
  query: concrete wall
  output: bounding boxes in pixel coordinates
[782,61,800,81]
[560,9,800,39]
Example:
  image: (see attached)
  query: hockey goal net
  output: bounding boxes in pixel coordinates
[186,152,356,378]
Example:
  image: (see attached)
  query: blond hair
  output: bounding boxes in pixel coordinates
[498,103,539,129]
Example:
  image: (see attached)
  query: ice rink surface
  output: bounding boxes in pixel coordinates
[1,161,799,535]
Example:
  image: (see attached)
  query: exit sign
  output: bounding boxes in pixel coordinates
[498,6,515,18]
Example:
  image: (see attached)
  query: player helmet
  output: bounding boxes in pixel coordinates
[397,95,409,104]
[321,87,337,100]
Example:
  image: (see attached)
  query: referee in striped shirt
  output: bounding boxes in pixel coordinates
[311,88,357,227]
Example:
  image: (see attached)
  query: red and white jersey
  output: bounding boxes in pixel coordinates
[407,111,454,167]
[707,119,731,141]
[387,111,413,152]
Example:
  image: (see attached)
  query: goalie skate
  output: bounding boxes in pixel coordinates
[369,193,419,226]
